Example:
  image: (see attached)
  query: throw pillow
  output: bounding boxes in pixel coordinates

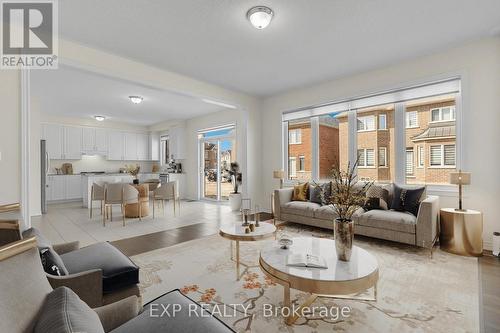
[309,182,331,205]
[40,248,69,276]
[363,197,381,211]
[391,184,425,217]
[34,287,105,333]
[292,182,309,201]
[366,185,390,210]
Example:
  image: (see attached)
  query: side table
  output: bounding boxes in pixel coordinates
[439,208,483,256]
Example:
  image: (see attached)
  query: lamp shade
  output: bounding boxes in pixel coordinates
[273,170,284,179]
[449,171,471,185]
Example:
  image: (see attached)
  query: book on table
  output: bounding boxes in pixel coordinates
[286,253,328,269]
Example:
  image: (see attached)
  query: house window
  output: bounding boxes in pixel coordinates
[405,111,418,128]
[358,149,374,167]
[430,144,456,167]
[378,147,387,167]
[431,106,456,122]
[418,146,424,167]
[378,114,387,130]
[406,149,414,175]
[299,156,305,171]
[288,157,297,178]
[288,129,302,144]
[357,115,375,131]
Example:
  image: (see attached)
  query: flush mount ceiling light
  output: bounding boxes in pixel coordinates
[94,115,106,121]
[247,6,274,30]
[129,95,143,104]
[202,98,237,109]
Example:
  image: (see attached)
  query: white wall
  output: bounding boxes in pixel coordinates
[261,37,500,250]
[0,70,21,206]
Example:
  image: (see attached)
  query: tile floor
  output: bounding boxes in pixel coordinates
[32,200,241,247]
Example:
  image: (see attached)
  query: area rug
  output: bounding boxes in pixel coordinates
[131,223,480,333]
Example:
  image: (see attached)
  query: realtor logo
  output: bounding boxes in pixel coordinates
[1,0,58,69]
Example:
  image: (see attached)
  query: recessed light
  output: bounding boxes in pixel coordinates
[94,115,106,121]
[201,98,237,109]
[247,6,274,30]
[129,96,143,104]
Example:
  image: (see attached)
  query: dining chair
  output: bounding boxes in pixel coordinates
[152,180,180,218]
[123,184,142,223]
[103,183,124,226]
[89,182,105,219]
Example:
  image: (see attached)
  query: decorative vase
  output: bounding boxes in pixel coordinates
[228,192,242,211]
[334,218,354,261]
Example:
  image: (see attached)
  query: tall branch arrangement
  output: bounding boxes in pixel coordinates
[318,159,372,221]
[228,162,242,194]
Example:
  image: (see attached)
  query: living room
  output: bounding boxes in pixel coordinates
[1,1,499,332]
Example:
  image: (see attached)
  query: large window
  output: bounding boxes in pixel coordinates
[283,79,460,187]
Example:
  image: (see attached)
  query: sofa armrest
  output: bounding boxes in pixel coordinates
[94,295,141,333]
[52,240,80,255]
[47,269,103,308]
[273,188,293,220]
[415,195,439,248]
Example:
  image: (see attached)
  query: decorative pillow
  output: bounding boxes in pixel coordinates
[34,287,105,333]
[292,182,309,201]
[366,185,390,210]
[363,197,381,211]
[40,248,68,276]
[309,182,331,205]
[391,184,425,217]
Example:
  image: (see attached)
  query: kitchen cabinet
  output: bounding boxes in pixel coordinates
[124,133,138,160]
[82,127,108,155]
[108,131,124,160]
[63,126,83,159]
[46,175,82,202]
[137,133,149,160]
[169,125,186,160]
[43,124,63,159]
[149,132,160,161]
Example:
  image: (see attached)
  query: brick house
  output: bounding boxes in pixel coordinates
[336,97,456,184]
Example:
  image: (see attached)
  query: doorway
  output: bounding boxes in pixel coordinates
[199,126,236,201]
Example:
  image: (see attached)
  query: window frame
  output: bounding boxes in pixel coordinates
[405,148,414,176]
[288,128,302,144]
[288,156,297,178]
[430,106,456,123]
[358,148,375,168]
[378,114,387,130]
[417,145,424,168]
[298,155,305,172]
[357,115,376,132]
[378,147,387,167]
[405,111,419,128]
[429,144,456,168]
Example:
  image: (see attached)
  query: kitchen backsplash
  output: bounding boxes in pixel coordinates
[49,155,156,174]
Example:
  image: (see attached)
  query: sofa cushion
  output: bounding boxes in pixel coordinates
[110,289,234,333]
[60,242,139,293]
[309,182,331,205]
[281,201,320,218]
[34,287,104,333]
[391,184,425,217]
[356,209,416,234]
[291,182,309,201]
[314,205,337,220]
[365,184,390,210]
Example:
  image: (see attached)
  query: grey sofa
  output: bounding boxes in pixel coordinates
[274,184,439,249]
[0,237,235,333]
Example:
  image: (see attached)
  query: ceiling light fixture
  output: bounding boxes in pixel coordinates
[94,115,106,122]
[247,6,274,30]
[202,98,237,109]
[129,95,143,104]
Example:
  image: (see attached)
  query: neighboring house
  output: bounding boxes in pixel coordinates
[337,97,456,184]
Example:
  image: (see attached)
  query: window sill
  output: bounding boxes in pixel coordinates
[357,129,376,133]
[406,126,419,129]
[358,166,376,169]
[428,166,456,169]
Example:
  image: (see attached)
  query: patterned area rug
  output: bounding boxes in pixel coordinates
[131,223,479,332]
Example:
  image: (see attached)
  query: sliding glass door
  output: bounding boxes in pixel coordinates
[199,126,236,201]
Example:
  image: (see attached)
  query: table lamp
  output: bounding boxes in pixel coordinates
[273,170,284,189]
[449,170,471,211]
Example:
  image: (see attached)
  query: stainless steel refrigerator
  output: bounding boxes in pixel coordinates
[41,140,49,214]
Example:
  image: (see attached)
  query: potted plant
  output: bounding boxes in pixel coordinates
[125,164,141,184]
[227,162,242,211]
[318,159,371,261]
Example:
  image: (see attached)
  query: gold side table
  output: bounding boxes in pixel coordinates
[439,208,483,257]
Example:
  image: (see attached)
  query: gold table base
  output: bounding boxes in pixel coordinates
[440,208,483,257]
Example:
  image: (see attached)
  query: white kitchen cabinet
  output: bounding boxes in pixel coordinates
[95,128,108,153]
[169,126,186,160]
[137,133,149,160]
[65,175,82,200]
[43,124,63,159]
[50,176,66,201]
[108,131,124,160]
[63,126,83,159]
[82,127,95,152]
[124,133,138,160]
[149,132,160,161]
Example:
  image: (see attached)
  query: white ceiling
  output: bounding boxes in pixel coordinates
[58,0,500,97]
[31,66,223,126]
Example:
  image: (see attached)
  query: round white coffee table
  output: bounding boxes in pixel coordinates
[259,237,379,325]
[220,221,276,281]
